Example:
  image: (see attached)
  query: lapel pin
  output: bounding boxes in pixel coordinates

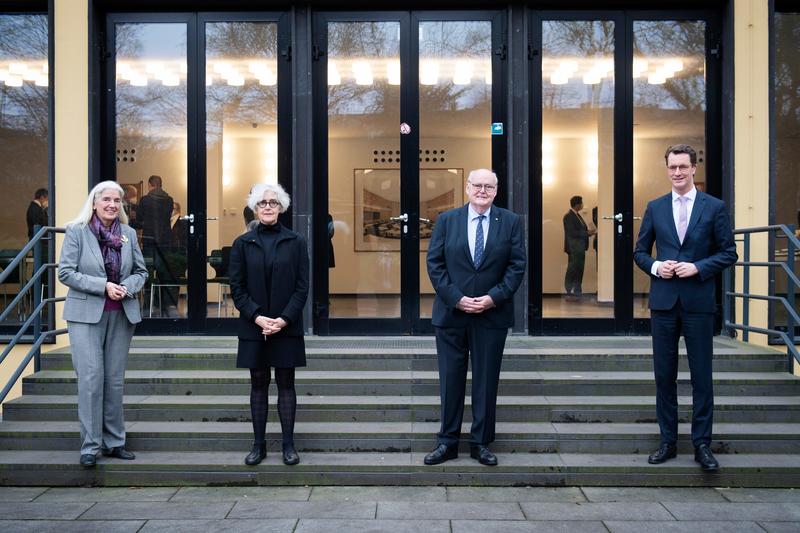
[121,235,129,243]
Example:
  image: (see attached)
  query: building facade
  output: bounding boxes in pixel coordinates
[0,0,793,338]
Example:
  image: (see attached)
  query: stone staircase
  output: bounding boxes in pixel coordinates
[1,336,799,486]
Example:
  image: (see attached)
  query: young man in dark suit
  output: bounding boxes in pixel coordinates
[634,144,737,472]
[26,188,49,240]
[424,168,526,467]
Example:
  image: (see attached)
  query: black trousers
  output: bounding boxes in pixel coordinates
[435,323,507,447]
[651,301,714,448]
[564,251,586,295]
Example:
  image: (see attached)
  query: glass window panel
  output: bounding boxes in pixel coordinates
[633,20,706,318]
[115,23,187,319]
[205,21,279,318]
[327,21,401,318]
[774,11,800,327]
[541,20,615,318]
[0,14,48,327]
[418,21,492,318]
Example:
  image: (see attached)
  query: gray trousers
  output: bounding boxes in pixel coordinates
[68,311,134,455]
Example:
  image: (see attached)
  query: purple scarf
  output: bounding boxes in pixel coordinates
[89,214,123,284]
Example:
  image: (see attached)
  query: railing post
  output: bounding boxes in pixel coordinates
[32,225,42,372]
[743,232,750,342]
[788,224,797,349]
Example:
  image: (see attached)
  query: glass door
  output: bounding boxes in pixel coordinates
[107,13,290,334]
[313,11,504,335]
[108,14,195,333]
[530,11,720,334]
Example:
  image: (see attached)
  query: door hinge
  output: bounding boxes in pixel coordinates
[528,44,539,60]
[312,44,325,61]
[711,40,721,60]
[494,43,507,61]
[281,45,292,62]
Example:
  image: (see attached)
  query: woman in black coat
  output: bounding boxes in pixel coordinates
[229,183,309,466]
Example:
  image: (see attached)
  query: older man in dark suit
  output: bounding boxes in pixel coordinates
[424,168,526,467]
[562,195,594,301]
[634,144,737,472]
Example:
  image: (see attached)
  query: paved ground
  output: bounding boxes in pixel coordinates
[1,486,799,532]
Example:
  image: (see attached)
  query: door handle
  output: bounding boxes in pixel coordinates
[419,217,432,224]
[206,216,219,221]
[602,213,623,222]
[179,214,195,223]
[633,215,642,221]
[390,213,409,223]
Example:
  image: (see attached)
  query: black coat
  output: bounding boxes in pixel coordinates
[563,209,589,254]
[229,223,309,340]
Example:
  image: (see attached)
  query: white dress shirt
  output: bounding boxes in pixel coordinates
[467,204,491,260]
[651,187,697,276]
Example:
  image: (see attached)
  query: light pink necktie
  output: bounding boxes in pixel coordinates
[677,196,688,244]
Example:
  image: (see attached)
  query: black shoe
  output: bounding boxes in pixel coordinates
[648,443,677,464]
[470,445,498,466]
[694,444,720,472]
[101,447,135,460]
[423,444,458,465]
[282,443,300,466]
[245,442,267,466]
[79,454,96,467]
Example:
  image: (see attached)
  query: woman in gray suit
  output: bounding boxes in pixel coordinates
[58,180,148,467]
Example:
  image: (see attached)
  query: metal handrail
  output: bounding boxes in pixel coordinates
[1,226,67,404]
[725,224,799,370]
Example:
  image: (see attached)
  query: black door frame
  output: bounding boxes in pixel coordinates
[311,9,506,336]
[103,11,291,335]
[528,9,722,335]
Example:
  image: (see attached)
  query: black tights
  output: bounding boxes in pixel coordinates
[249,368,297,446]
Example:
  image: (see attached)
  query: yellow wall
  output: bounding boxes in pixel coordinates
[0,0,88,409]
[734,0,771,348]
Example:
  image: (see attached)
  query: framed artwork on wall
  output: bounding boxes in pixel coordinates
[353,168,464,252]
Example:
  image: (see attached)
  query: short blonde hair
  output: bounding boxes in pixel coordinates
[247,183,291,213]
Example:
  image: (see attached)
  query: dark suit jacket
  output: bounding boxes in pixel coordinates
[634,190,737,313]
[138,189,173,247]
[229,223,309,339]
[563,209,589,254]
[26,201,48,240]
[427,204,526,329]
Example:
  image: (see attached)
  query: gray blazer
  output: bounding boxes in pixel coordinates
[58,223,148,324]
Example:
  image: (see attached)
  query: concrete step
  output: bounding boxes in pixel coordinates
[22,370,800,396]
[39,348,789,372]
[0,450,798,487]
[5,394,800,423]
[1,421,798,454]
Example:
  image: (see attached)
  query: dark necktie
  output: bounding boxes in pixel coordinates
[474,214,486,268]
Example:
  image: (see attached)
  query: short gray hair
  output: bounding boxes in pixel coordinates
[467,169,499,186]
[247,183,291,213]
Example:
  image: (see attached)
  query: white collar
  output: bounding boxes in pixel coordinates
[468,204,491,221]
[672,187,697,202]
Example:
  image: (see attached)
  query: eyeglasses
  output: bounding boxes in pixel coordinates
[469,183,497,192]
[667,165,692,173]
[255,200,281,209]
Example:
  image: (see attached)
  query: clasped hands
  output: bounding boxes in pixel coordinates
[457,295,495,314]
[657,260,698,279]
[255,315,287,337]
[105,282,128,301]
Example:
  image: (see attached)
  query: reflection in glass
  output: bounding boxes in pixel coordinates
[327,22,401,318]
[418,21,492,318]
[115,23,188,319]
[0,14,49,326]
[773,11,800,327]
[541,20,614,318]
[633,20,706,318]
[206,21,279,318]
